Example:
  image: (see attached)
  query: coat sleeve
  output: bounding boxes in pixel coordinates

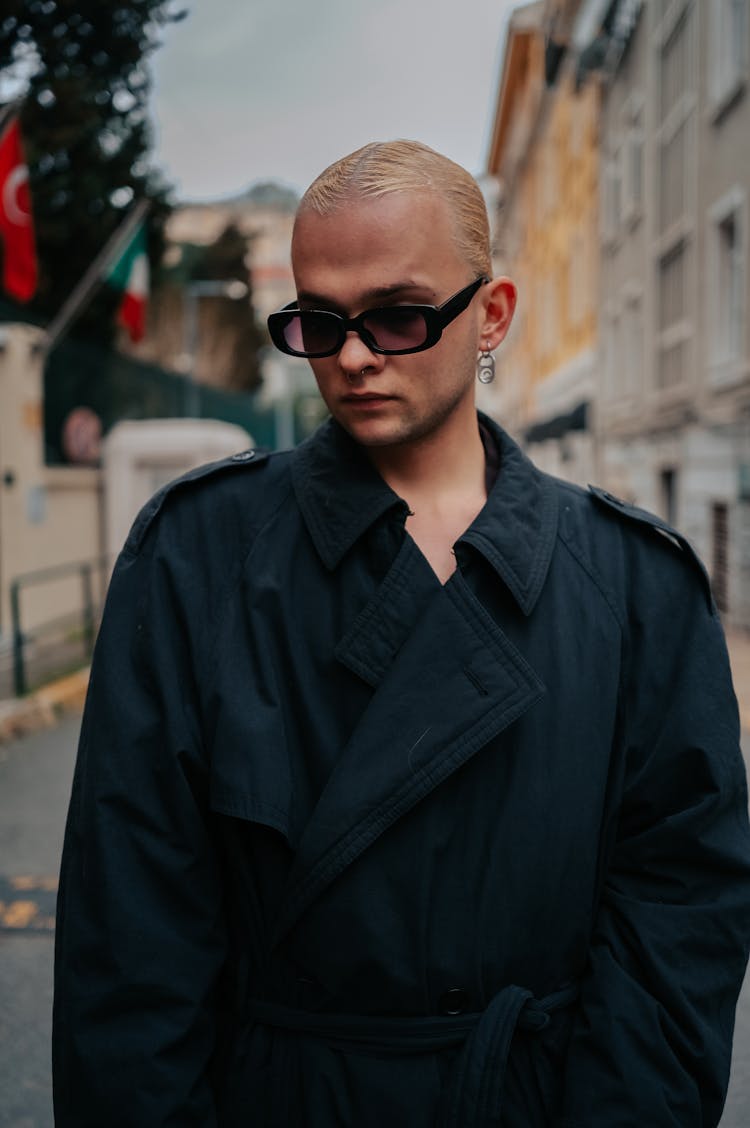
[558,538,750,1127]
[53,524,227,1127]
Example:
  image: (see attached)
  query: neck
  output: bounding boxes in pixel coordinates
[366,405,486,509]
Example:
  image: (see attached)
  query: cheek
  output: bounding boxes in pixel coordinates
[308,360,334,391]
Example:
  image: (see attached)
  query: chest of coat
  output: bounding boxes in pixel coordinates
[204,525,621,969]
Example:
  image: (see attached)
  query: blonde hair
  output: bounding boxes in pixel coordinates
[298,139,491,277]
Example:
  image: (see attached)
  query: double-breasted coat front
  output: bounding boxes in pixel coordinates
[53,415,750,1126]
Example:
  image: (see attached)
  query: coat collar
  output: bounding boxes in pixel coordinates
[292,419,408,570]
[291,412,557,617]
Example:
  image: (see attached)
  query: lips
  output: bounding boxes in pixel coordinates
[341,393,395,404]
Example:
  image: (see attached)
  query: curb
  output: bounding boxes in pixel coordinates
[0,667,89,744]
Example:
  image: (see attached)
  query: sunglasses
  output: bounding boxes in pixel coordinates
[267,275,489,359]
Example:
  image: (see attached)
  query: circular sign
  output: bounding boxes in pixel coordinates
[62,407,103,465]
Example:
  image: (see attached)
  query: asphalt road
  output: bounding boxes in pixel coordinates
[0,713,77,1128]
[1,715,749,1126]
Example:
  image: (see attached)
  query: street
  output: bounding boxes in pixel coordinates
[1,716,750,1126]
[0,714,76,1128]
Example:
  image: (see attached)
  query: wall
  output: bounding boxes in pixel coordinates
[0,324,103,642]
[482,5,601,487]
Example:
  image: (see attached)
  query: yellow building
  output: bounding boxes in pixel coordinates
[483,0,600,485]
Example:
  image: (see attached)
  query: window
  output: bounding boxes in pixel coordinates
[660,467,678,524]
[602,146,622,245]
[712,501,730,612]
[603,306,619,402]
[604,291,643,404]
[623,291,644,397]
[659,241,686,327]
[659,119,690,233]
[656,2,695,239]
[656,240,691,390]
[709,0,748,112]
[717,213,744,355]
[660,7,691,122]
[708,187,746,381]
[654,1,695,393]
[622,100,644,223]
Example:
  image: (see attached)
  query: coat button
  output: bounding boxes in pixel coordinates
[438,987,466,1016]
[231,450,256,462]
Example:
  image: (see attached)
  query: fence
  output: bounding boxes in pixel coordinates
[7,556,110,697]
[44,336,280,463]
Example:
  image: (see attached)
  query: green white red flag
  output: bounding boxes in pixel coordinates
[106,220,149,342]
[0,115,38,303]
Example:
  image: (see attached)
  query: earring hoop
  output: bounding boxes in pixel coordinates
[477,344,495,385]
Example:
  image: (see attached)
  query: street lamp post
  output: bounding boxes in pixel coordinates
[179,279,248,417]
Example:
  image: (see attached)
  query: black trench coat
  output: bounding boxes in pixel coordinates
[53,414,750,1127]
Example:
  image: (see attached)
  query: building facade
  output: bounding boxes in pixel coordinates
[483,0,601,487]
[595,0,750,626]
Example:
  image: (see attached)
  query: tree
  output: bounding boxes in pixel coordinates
[0,0,184,338]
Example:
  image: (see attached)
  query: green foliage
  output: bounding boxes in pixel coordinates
[0,0,185,338]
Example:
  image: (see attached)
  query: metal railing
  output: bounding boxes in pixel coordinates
[9,556,110,697]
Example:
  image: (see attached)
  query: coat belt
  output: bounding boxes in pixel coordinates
[247,981,579,1127]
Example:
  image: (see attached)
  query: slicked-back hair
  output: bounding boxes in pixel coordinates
[297,140,492,278]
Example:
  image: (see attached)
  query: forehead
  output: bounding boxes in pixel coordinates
[291,190,467,301]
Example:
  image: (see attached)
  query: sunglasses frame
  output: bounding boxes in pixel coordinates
[267,275,489,359]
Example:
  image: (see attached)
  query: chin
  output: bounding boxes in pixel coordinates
[329,409,405,448]
[341,422,405,448]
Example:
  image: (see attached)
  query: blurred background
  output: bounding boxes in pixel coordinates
[1,0,749,694]
[2,3,750,1125]
[0,0,748,689]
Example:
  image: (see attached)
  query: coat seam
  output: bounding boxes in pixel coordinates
[203,476,296,706]
[555,529,624,632]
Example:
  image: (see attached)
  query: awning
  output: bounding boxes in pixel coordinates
[524,400,589,444]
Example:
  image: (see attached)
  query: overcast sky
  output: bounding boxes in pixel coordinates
[149,0,516,202]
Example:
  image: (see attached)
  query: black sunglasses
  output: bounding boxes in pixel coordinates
[267,275,489,359]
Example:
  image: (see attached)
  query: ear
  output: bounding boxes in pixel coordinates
[479,277,517,350]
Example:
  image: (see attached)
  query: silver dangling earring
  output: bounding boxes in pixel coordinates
[477,343,495,385]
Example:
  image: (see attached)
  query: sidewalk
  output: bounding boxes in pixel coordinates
[727,628,750,733]
[0,632,749,745]
[0,667,89,744]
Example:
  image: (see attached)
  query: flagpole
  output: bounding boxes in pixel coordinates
[44,197,151,351]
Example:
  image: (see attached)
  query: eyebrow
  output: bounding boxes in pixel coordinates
[296,280,436,308]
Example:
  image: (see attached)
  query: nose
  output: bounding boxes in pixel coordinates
[337,331,384,381]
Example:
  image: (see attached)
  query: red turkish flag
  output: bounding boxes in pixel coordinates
[0,116,38,302]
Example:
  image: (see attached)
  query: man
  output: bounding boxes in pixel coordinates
[54,140,750,1126]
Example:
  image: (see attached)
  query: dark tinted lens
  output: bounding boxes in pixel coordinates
[283,311,341,355]
[362,308,429,351]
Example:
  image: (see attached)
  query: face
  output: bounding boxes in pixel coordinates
[290,190,501,453]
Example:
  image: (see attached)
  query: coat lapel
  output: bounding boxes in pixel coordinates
[272,566,546,944]
[274,414,558,944]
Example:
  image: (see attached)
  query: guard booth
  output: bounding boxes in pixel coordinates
[102,418,253,563]
[0,321,252,694]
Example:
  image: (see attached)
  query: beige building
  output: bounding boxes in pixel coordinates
[129,182,300,392]
[0,324,104,694]
[591,0,750,626]
[483,0,601,487]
